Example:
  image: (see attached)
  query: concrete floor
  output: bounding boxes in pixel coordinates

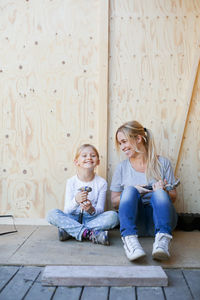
[0,225,200,268]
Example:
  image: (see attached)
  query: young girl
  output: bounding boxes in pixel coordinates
[110,121,178,261]
[47,144,119,245]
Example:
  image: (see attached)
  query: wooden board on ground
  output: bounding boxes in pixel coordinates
[41,265,168,287]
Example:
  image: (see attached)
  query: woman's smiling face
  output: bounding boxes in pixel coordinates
[117,131,137,158]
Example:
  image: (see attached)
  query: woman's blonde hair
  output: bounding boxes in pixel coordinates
[74,144,100,161]
[115,120,161,181]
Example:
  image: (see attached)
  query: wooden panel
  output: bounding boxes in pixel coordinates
[0,266,42,300]
[176,61,200,212]
[164,269,192,300]
[108,0,200,213]
[182,269,200,299]
[109,287,136,300]
[0,0,108,218]
[137,287,164,300]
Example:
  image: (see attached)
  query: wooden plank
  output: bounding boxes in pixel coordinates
[53,287,82,300]
[42,266,168,287]
[182,269,200,299]
[109,287,136,300]
[0,266,42,300]
[97,0,109,179]
[81,287,109,300]
[0,266,19,291]
[164,269,192,300]
[23,273,56,300]
[137,287,164,300]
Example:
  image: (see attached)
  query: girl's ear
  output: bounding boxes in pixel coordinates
[74,159,79,166]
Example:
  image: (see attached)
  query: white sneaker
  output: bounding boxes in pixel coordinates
[121,235,146,261]
[152,233,172,260]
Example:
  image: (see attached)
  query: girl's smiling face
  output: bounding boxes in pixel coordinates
[75,146,100,169]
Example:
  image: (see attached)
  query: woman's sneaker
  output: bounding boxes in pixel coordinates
[89,230,109,246]
[58,228,71,241]
[152,233,172,260]
[121,235,146,261]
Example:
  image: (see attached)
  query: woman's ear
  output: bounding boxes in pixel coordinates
[136,135,142,144]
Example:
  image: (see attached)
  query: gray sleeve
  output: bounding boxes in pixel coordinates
[163,159,176,185]
[110,164,123,192]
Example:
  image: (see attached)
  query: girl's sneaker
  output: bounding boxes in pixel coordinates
[89,230,109,246]
[58,228,71,241]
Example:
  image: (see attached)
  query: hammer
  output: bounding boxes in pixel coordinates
[78,186,92,223]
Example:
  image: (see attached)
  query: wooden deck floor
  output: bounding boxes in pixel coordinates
[0,266,200,300]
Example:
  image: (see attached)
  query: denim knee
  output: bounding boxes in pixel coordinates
[46,208,61,223]
[106,210,119,227]
[151,189,170,205]
[120,186,139,205]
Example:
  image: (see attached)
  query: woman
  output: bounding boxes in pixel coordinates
[110,121,178,261]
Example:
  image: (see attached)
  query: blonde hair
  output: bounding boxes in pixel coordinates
[115,121,161,181]
[74,144,100,161]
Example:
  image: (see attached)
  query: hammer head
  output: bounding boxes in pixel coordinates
[78,186,92,192]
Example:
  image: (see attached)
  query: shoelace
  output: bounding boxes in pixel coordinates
[125,236,142,251]
[156,235,170,250]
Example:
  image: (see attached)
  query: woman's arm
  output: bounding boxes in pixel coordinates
[168,189,176,203]
[111,191,121,210]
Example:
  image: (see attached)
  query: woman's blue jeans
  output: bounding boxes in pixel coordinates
[119,186,178,237]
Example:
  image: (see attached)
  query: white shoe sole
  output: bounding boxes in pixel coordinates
[152,249,170,261]
[124,247,146,261]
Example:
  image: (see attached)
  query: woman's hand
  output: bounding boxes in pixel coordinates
[135,185,152,194]
[75,191,88,204]
[152,179,177,202]
[152,180,165,191]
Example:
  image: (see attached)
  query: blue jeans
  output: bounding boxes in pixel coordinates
[47,209,119,241]
[119,186,178,237]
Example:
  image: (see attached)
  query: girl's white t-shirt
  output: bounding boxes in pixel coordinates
[64,174,107,215]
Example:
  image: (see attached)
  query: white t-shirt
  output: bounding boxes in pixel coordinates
[64,174,107,215]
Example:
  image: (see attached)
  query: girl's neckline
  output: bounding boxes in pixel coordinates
[76,173,96,183]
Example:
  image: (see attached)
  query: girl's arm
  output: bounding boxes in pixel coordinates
[94,182,107,215]
[64,180,79,213]
[111,191,121,210]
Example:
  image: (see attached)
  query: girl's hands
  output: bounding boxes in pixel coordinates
[75,191,88,204]
[75,191,95,213]
[80,199,94,213]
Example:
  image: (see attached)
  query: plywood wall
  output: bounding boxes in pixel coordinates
[0,0,199,219]
[0,0,108,218]
[108,0,200,213]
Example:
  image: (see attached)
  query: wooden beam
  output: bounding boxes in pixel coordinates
[42,265,168,287]
[175,51,200,173]
[97,0,109,178]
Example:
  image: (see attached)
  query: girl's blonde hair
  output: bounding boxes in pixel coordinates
[115,120,161,181]
[74,144,100,161]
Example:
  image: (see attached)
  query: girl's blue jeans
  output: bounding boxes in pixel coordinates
[47,209,119,241]
[119,186,178,237]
